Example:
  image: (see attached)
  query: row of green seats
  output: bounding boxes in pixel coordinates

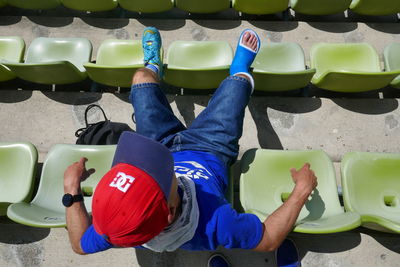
[1,143,233,227]
[240,149,400,234]
[1,36,399,92]
[0,0,399,15]
[2,142,399,235]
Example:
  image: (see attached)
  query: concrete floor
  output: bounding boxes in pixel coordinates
[0,14,400,267]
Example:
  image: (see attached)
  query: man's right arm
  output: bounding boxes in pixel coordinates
[64,157,95,255]
[254,163,318,252]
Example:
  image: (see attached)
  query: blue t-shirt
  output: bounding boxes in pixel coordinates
[81,150,263,253]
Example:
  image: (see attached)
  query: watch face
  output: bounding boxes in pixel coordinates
[62,194,73,207]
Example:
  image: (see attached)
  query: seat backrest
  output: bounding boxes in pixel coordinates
[61,0,118,12]
[350,0,400,15]
[96,39,143,66]
[384,43,400,72]
[240,149,343,221]
[341,152,400,221]
[167,41,233,69]
[25,38,92,72]
[0,36,25,62]
[31,144,116,213]
[252,42,306,72]
[0,142,37,204]
[7,0,60,9]
[175,0,230,13]
[233,0,289,14]
[290,0,351,15]
[311,43,381,77]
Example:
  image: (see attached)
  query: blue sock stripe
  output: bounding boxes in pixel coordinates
[145,63,159,75]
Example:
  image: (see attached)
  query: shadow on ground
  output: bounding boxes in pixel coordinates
[41,91,102,105]
[0,90,32,103]
[0,217,50,244]
[359,228,400,254]
[332,98,399,114]
[291,231,362,260]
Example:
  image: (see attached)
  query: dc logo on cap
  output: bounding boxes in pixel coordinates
[109,172,135,193]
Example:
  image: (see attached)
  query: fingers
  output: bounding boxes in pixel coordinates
[81,168,96,181]
[302,163,311,170]
[290,168,297,177]
[79,157,88,166]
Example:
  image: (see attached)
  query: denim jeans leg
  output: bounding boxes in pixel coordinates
[130,83,186,142]
[176,76,252,165]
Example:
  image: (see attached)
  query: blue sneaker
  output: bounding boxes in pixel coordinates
[207,253,231,267]
[276,239,301,267]
[142,26,163,77]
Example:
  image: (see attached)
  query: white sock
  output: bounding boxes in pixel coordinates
[145,64,159,76]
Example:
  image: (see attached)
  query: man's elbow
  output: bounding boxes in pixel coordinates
[254,239,282,252]
[71,244,87,255]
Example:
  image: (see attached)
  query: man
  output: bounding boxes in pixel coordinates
[64,27,317,261]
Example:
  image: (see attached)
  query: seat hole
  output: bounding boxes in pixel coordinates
[82,186,93,197]
[281,192,290,202]
[384,196,397,207]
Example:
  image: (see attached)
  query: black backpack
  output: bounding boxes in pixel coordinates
[75,104,134,145]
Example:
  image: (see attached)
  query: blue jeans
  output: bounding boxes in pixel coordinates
[129,75,252,165]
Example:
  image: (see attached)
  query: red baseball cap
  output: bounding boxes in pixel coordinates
[92,131,174,247]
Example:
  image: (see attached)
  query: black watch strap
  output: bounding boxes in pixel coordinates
[62,193,84,207]
[72,194,84,202]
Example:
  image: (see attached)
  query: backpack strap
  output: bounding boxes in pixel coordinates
[75,104,108,138]
[84,104,108,126]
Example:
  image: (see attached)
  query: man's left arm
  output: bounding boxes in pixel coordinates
[64,157,95,255]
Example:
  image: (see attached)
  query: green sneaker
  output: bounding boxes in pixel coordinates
[142,26,163,77]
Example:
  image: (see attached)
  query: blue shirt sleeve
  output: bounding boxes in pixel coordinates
[80,225,113,254]
[212,204,263,249]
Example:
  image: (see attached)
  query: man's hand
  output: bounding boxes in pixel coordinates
[254,163,318,252]
[64,157,95,194]
[290,163,318,200]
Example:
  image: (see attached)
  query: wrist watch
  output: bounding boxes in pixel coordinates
[62,193,84,207]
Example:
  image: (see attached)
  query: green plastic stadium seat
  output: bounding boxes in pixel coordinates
[164,41,233,89]
[240,149,361,233]
[118,0,173,13]
[7,144,116,227]
[251,43,315,91]
[232,0,289,15]
[61,0,118,12]
[0,143,37,216]
[175,0,230,13]
[310,43,400,92]
[350,0,400,16]
[84,39,148,88]
[341,152,400,233]
[7,0,60,9]
[4,37,92,85]
[384,43,400,89]
[290,0,351,15]
[0,0,7,8]
[0,36,25,82]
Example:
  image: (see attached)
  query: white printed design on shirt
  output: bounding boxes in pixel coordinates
[109,172,135,193]
[174,161,212,180]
